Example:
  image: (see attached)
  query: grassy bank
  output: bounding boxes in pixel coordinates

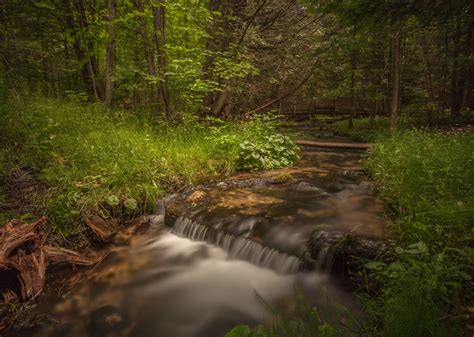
[0,97,298,237]
[364,130,474,336]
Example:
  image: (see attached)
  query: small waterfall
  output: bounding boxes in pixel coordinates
[314,244,335,273]
[173,217,300,274]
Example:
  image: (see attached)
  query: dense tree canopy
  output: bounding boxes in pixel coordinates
[0,0,472,121]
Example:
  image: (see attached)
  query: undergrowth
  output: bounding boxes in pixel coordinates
[332,118,394,142]
[0,97,298,235]
[364,130,474,336]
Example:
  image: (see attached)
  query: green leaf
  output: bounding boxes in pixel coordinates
[106,195,120,207]
[365,261,384,270]
[124,198,138,210]
[226,325,251,337]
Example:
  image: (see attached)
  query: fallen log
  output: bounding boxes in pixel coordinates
[295,140,372,150]
[0,217,99,303]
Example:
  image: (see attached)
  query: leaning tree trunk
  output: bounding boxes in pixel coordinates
[390,27,401,132]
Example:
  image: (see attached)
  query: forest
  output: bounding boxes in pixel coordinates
[0,1,473,337]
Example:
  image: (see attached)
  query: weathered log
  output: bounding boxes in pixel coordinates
[0,217,98,303]
[84,212,118,241]
[295,140,372,150]
[0,217,48,302]
[44,246,98,266]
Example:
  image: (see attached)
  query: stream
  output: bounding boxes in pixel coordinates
[14,136,389,337]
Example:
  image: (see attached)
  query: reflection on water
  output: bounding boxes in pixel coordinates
[33,232,357,337]
[184,147,389,257]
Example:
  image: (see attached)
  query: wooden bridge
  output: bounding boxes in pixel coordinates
[284,107,370,119]
[277,99,371,120]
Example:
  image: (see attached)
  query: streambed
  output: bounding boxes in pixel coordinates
[11,137,389,337]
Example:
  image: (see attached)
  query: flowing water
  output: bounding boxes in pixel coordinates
[14,137,389,337]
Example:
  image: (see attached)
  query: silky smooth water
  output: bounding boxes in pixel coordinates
[31,231,357,337]
[16,142,387,337]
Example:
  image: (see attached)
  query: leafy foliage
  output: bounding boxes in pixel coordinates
[205,114,299,172]
[363,130,474,336]
[236,134,299,171]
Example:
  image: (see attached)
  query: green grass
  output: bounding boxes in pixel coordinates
[363,130,474,336]
[0,97,296,236]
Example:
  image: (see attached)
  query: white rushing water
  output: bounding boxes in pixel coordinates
[172,216,301,274]
[33,231,357,337]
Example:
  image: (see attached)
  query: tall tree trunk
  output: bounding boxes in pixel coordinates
[420,35,435,125]
[133,0,161,112]
[201,0,223,112]
[349,40,357,129]
[151,0,171,117]
[74,0,103,101]
[63,0,92,98]
[390,28,401,132]
[104,0,117,107]
[460,13,473,110]
[440,30,449,112]
[451,19,462,117]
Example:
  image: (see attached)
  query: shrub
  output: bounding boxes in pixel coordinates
[236,134,299,171]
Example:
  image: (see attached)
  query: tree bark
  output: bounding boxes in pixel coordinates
[104,0,117,106]
[390,28,401,132]
[63,0,92,98]
[74,0,103,101]
[349,47,357,129]
[133,0,161,111]
[151,0,171,117]
[451,19,462,117]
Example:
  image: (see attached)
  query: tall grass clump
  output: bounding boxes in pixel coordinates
[0,97,298,236]
[364,130,474,336]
